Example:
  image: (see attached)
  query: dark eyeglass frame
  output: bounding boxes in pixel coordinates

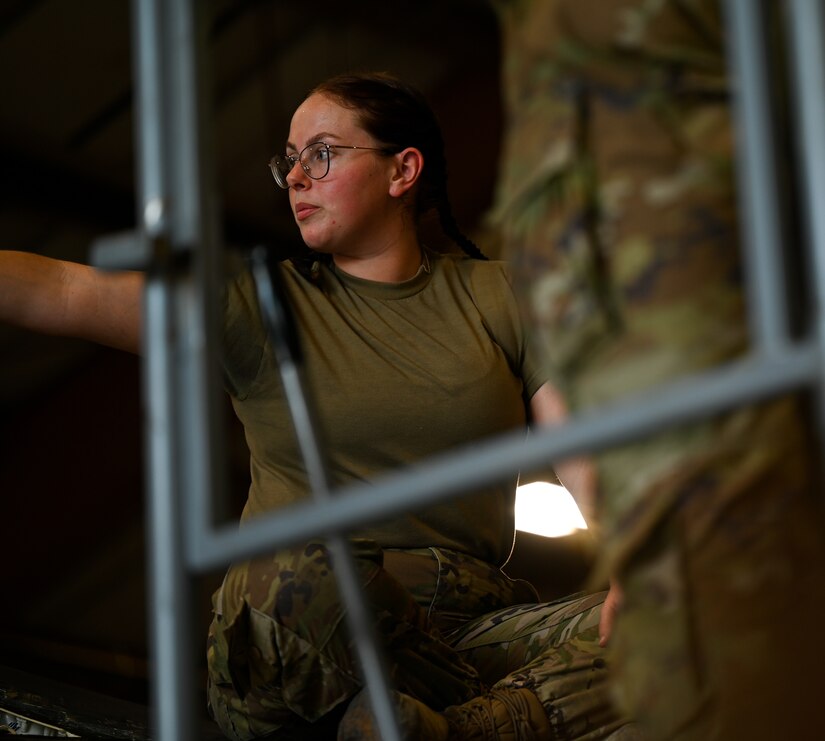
[269,141,395,189]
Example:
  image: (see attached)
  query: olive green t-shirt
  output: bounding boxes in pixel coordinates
[222,251,547,566]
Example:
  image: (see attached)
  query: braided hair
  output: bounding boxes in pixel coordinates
[289,71,486,280]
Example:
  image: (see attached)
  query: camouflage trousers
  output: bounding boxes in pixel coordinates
[207,540,628,740]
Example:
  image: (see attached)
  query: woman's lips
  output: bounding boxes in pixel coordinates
[294,202,319,222]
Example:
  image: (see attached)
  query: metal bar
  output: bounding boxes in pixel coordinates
[132,0,198,738]
[166,0,227,735]
[188,342,819,573]
[722,0,791,354]
[132,0,166,240]
[167,0,227,549]
[131,0,224,739]
[249,250,401,741]
[786,0,825,499]
[142,278,198,741]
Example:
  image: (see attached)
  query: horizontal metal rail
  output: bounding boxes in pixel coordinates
[187,341,819,573]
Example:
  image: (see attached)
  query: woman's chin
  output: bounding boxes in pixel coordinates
[301,239,334,255]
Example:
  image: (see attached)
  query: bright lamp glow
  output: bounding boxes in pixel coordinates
[515,481,588,538]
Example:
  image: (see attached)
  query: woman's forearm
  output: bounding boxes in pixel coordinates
[0,250,143,353]
[529,382,598,526]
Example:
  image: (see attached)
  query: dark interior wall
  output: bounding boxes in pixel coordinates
[0,346,148,696]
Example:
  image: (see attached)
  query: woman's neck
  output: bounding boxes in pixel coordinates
[332,238,424,283]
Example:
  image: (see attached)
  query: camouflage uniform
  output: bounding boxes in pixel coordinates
[207,541,626,739]
[488,0,825,738]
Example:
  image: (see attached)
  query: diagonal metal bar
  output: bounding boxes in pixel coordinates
[249,248,401,741]
[187,342,819,573]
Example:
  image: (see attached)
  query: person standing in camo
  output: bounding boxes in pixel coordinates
[488,1,825,738]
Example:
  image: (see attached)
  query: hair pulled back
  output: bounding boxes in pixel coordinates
[291,72,485,279]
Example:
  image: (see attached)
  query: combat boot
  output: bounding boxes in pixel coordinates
[443,688,550,740]
[337,686,550,740]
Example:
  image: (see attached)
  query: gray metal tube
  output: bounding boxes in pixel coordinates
[132,0,166,240]
[142,278,198,741]
[188,343,819,573]
[722,0,791,354]
[132,0,224,739]
[250,252,401,741]
[132,0,198,735]
[786,0,825,489]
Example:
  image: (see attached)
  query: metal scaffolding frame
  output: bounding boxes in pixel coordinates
[91,1,825,738]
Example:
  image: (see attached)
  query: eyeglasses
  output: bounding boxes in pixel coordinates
[269,141,394,189]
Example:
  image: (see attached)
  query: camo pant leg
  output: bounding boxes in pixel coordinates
[406,547,627,739]
[450,592,627,739]
[207,541,628,740]
[490,1,825,737]
[385,547,628,737]
[206,540,485,740]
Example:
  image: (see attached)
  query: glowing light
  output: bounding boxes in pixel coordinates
[515,481,588,538]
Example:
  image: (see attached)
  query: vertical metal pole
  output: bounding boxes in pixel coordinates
[131,0,223,739]
[785,0,825,501]
[131,0,195,738]
[723,0,791,354]
[165,0,227,561]
[142,280,198,741]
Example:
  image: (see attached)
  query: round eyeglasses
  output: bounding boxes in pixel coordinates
[269,141,394,189]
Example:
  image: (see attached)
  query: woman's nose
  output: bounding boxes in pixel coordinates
[286,161,309,189]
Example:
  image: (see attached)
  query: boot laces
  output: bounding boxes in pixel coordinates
[450,688,538,741]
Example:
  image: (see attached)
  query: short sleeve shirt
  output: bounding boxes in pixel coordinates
[222,251,548,565]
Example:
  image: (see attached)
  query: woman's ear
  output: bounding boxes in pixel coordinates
[388,147,423,198]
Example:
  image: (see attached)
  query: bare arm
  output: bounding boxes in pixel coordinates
[528,382,597,526]
[0,250,143,353]
[529,382,623,645]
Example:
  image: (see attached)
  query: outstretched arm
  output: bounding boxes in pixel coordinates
[0,250,143,354]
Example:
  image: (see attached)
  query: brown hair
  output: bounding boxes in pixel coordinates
[290,71,485,279]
